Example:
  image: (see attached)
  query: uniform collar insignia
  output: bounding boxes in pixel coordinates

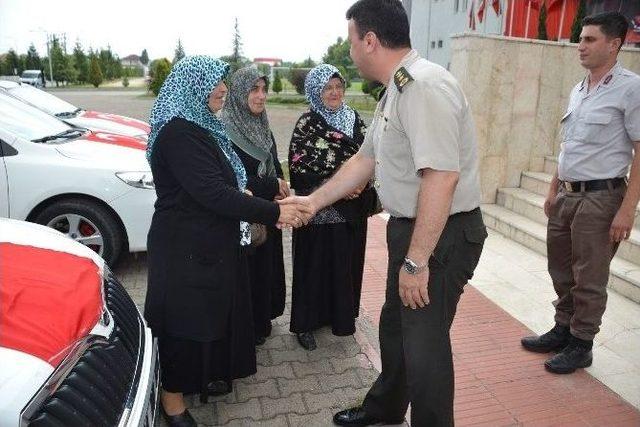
[603,74,613,85]
[579,77,586,92]
[394,67,414,93]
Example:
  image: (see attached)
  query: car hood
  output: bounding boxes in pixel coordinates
[55,131,150,171]
[69,110,150,139]
[0,219,107,424]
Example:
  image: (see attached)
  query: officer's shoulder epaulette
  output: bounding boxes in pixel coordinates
[394,67,414,93]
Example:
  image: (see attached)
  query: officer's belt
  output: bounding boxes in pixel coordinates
[561,178,626,193]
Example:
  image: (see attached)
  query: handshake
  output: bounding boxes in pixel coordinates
[275,196,318,229]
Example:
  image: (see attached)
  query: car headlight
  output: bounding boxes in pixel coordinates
[116,171,154,189]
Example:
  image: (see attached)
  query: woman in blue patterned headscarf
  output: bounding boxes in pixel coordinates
[143,56,308,426]
[287,64,377,351]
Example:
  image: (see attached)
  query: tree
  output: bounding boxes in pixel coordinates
[322,37,354,77]
[63,55,78,84]
[361,79,370,94]
[140,49,149,66]
[88,55,103,87]
[5,49,21,75]
[300,56,315,68]
[73,41,89,84]
[122,67,130,87]
[25,44,41,70]
[173,39,185,65]
[537,3,548,40]
[149,58,171,95]
[289,69,310,95]
[50,36,67,85]
[98,46,121,80]
[272,70,283,94]
[570,0,587,43]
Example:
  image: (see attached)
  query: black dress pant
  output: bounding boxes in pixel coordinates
[362,209,486,427]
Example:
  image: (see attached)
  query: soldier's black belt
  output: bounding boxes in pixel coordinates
[561,178,626,193]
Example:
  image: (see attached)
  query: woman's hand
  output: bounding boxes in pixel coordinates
[276,198,315,228]
[275,178,291,200]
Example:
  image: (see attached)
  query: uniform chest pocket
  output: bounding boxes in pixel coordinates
[575,113,612,143]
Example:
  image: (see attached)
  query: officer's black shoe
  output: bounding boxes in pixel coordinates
[544,336,593,374]
[297,332,317,351]
[521,323,570,353]
[333,406,404,426]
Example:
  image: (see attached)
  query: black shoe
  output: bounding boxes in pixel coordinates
[161,408,197,427]
[297,332,317,351]
[521,324,570,353]
[333,406,404,426]
[544,337,593,374]
[255,335,266,345]
[206,379,232,396]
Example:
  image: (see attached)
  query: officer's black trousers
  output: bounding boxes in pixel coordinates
[362,209,486,427]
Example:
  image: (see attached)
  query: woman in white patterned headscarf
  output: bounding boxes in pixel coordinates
[287,64,377,351]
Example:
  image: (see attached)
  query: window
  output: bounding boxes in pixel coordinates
[438,40,443,48]
[454,0,459,12]
[431,41,436,48]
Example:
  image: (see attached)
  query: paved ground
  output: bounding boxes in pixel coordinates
[361,215,640,427]
[115,232,396,427]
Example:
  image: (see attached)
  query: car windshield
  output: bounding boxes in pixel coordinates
[21,71,41,79]
[7,84,78,116]
[0,91,72,141]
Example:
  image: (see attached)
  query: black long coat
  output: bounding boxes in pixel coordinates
[144,118,279,342]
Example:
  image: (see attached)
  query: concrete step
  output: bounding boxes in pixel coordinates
[520,171,552,197]
[481,203,640,303]
[496,187,640,264]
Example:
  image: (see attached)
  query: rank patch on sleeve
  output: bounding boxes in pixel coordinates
[394,67,414,93]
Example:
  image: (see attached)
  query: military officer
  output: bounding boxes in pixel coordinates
[279,1,487,425]
[521,12,640,374]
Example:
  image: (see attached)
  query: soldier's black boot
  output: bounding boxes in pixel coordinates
[544,335,593,374]
[521,323,570,353]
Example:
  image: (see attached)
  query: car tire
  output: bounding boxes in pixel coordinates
[34,199,124,266]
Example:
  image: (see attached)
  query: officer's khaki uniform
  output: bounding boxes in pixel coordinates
[549,63,640,341]
[358,49,487,427]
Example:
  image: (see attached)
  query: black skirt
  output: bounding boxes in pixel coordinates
[290,220,367,336]
[157,254,256,393]
[246,227,286,339]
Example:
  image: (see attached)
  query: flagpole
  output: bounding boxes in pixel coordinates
[483,0,488,33]
[509,0,515,36]
[501,0,507,35]
[525,1,532,38]
[558,0,567,40]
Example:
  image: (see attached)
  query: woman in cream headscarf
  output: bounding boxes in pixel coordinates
[221,66,289,345]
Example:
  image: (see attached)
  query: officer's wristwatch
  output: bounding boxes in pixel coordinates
[403,256,427,275]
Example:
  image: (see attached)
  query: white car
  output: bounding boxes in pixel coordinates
[0,80,150,141]
[0,218,159,427]
[0,89,155,266]
[19,70,45,88]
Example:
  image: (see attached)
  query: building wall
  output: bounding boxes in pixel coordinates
[407,0,504,68]
[449,34,640,202]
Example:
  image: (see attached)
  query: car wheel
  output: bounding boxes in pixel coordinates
[34,199,124,266]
